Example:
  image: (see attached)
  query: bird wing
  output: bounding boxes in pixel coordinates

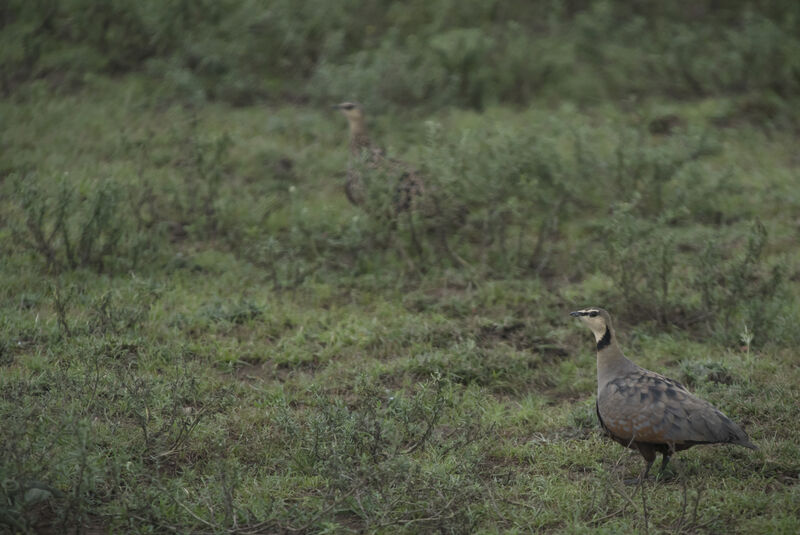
[597,369,754,448]
[393,170,425,211]
[352,147,427,212]
[345,167,365,206]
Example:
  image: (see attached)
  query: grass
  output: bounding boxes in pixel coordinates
[1,75,799,533]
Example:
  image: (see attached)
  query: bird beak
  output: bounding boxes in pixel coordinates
[331,104,342,110]
[569,311,582,317]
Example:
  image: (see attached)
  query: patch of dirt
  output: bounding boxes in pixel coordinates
[233,360,289,383]
[711,97,784,130]
[479,452,532,474]
[761,464,800,493]
[567,464,600,481]
[333,510,366,531]
[529,427,596,445]
[477,321,569,356]
[479,321,526,339]
[22,502,109,535]
[401,285,470,313]
[648,114,686,136]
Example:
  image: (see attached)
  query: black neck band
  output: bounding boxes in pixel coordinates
[597,326,612,350]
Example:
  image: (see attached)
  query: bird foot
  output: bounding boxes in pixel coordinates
[623,477,645,486]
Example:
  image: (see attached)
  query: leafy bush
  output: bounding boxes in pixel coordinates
[695,220,788,346]
[0,342,232,533]
[597,203,679,324]
[4,174,157,274]
[415,119,723,276]
[4,0,800,109]
[171,123,234,240]
[598,213,788,346]
[418,120,576,275]
[261,377,490,532]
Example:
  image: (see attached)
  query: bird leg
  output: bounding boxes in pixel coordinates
[625,444,656,485]
[658,454,671,476]
[405,207,424,259]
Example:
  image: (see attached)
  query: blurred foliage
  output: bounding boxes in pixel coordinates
[3,0,800,108]
[3,99,792,346]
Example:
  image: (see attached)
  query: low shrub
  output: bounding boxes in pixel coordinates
[5,174,157,274]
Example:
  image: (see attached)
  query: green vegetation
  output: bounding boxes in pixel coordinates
[2,1,800,533]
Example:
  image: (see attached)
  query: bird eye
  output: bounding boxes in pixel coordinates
[589,311,598,317]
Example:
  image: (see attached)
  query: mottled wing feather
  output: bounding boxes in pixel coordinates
[597,369,751,447]
[350,145,427,212]
[393,171,425,211]
[370,146,386,160]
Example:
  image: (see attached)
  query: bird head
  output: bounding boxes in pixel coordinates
[332,101,365,123]
[570,307,613,341]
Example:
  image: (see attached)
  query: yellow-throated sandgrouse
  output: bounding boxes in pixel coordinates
[332,102,423,211]
[571,307,757,482]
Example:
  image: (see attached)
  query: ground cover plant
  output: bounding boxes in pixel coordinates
[2,1,800,533]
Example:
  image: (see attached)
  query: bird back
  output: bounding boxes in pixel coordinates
[597,368,757,449]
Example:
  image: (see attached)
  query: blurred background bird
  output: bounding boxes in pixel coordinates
[333,101,464,265]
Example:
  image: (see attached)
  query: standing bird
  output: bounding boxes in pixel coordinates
[571,307,757,483]
[332,102,423,211]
